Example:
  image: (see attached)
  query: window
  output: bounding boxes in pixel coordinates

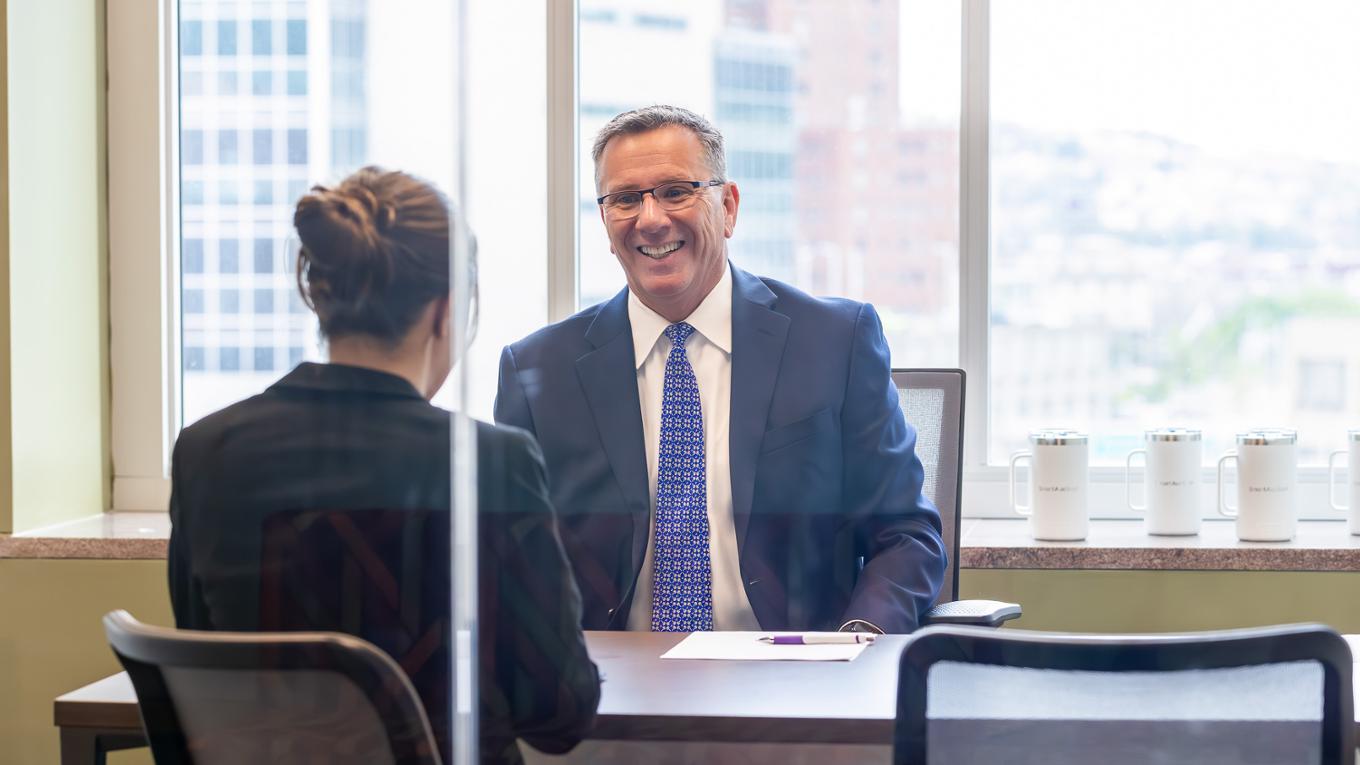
[251,20,271,55]
[118,2,1356,518]
[172,0,471,429]
[217,130,237,164]
[988,0,1360,467]
[219,240,238,273]
[253,288,274,314]
[219,347,240,371]
[215,20,236,55]
[287,129,307,164]
[286,19,307,55]
[252,129,272,164]
[182,20,203,55]
[253,239,274,273]
[578,0,961,372]
[182,130,203,164]
[286,70,307,96]
[183,239,204,273]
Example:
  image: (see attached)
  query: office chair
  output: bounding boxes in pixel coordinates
[103,610,443,765]
[894,622,1355,765]
[895,368,1021,627]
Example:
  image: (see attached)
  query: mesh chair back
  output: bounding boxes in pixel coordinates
[892,369,964,603]
[895,623,1355,765]
[104,610,442,765]
[257,508,452,759]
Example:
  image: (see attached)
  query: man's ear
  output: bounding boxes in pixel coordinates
[722,182,740,238]
[431,295,452,340]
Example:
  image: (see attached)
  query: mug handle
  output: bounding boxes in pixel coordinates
[1329,450,1348,511]
[1125,448,1147,513]
[1009,451,1032,516]
[1217,451,1238,518]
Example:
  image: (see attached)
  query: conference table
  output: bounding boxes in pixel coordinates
[54,631,1360,765]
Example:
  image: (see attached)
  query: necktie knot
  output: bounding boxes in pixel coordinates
[664,322,695,348]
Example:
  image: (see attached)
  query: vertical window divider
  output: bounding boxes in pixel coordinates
[960,0,991,473]
[107,0,179,511]
[546,0,579,321]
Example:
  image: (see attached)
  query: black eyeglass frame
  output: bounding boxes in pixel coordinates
[596,179,726,212]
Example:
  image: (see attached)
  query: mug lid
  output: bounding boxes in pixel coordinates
[1029,428,1087,445]
[1236,428,1297,445]
[1145,427,1201,442]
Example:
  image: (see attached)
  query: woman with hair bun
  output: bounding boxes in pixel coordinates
[167,167,600,764]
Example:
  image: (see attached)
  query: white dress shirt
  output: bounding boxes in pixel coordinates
[625,263,760,631]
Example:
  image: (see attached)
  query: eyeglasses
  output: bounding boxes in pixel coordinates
[596,180,725,219]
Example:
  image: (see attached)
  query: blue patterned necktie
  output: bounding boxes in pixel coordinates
[650,322,713,632]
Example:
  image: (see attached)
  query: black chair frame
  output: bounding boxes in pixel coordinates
[895,622,1355,765]
[104,610,443,765]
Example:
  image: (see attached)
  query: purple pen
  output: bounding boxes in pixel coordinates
[758,634,875,645]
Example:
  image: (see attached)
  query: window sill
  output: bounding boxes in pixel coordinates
[0,512,169,560]
[961,518,1360,572]
[7,514,1360,571]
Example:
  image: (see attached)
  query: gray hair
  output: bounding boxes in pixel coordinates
[591,105,727,190]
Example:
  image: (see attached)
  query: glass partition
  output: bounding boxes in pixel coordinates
[172,1,479,762]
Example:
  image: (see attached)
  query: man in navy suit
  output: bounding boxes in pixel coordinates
[495,105,945,634]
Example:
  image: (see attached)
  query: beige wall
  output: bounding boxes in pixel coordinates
[2,0,110,534]
[1,564,1357,763]
[962,569,1360,633]
[0,560,169,765]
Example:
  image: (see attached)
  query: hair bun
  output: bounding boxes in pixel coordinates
[292,166,455,344]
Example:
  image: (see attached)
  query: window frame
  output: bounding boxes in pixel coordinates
[108,0,179,511]
[110,0,1344,520]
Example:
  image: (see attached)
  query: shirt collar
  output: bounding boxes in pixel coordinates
[628,261,733,370]
[269,361,427,400]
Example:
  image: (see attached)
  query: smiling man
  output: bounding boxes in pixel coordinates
[495,105,945,635]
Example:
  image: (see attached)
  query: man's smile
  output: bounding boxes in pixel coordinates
[638,241,684,259]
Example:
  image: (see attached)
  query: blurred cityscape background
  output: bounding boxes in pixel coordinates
[178,0,1360,466]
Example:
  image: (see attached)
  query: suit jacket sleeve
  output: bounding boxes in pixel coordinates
[839,303,947,633]
[488,427,601,754]
[494,344,536,436]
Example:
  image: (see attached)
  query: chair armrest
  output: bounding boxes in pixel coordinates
[921,599,1022,628]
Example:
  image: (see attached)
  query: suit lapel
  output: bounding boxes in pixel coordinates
[729,267,790,551]
[574,290,651,582]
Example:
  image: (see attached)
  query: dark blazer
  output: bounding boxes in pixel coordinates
[495,265,947,634]
[169,362,600,765]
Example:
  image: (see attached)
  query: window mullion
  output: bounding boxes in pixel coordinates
[960,0,991,472]
[546,0,579,322]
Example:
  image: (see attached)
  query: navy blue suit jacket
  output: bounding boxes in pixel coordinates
[495,265,946,634]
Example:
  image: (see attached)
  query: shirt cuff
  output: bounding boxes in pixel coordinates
[838,619,885,635]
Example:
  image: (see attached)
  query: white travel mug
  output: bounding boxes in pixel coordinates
[1010,429,1089,541]
[1328,430,1360,536]
[1217,429,1297,542]
[1126,428,1202,536]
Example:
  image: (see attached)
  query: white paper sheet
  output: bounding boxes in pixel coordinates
[659,631,871,662]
